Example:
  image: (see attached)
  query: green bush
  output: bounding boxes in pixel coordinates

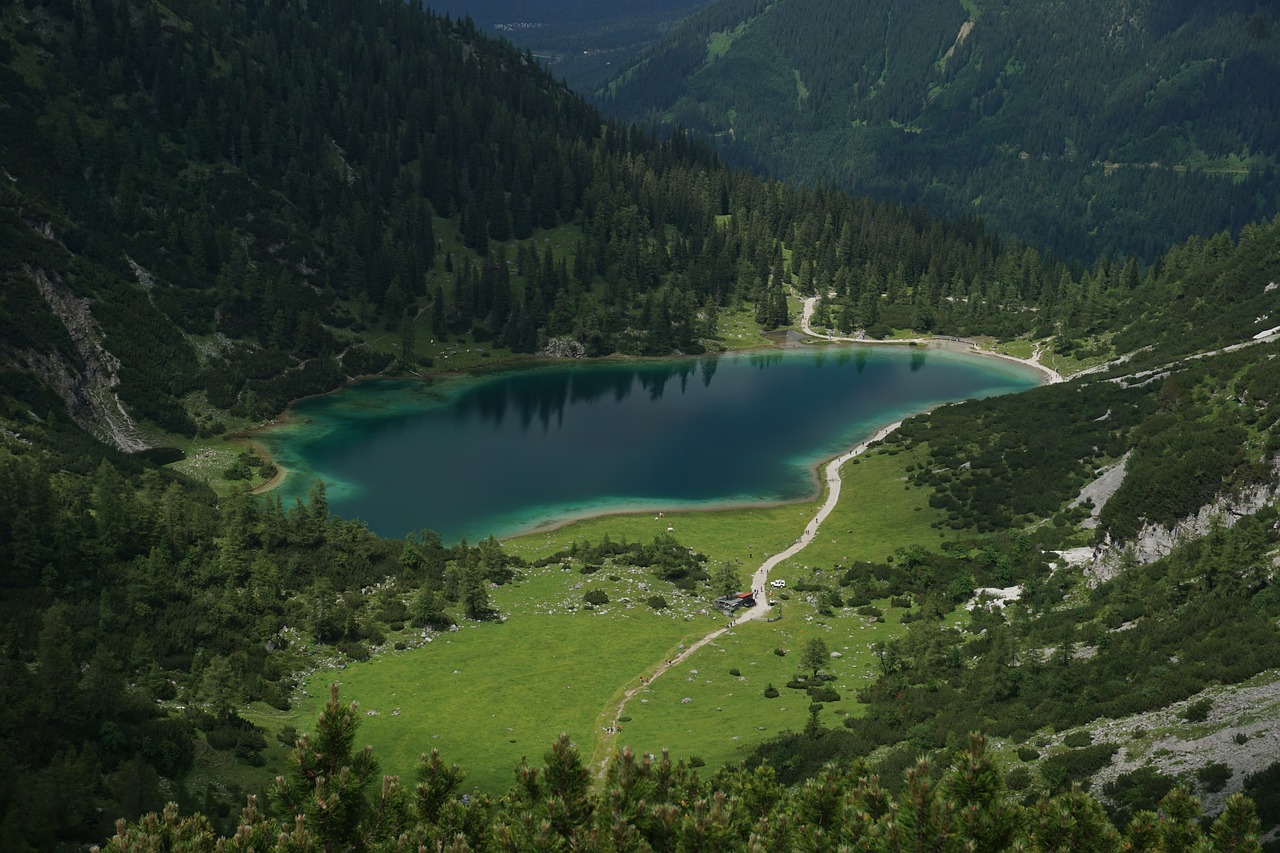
[1063,731,1093,748]
[1184,698,1212,723]
[1040,743,1118,793]
[647,595,668,610]
[1101,766,1175,823]
[1006,766,1033,791]
[378,600,409,622]
[206,728,239,751]
[583,589,610,606]
[774,647,787,657]
[337,641,370,661]
[764,684,780,698]
[1196,762,1232,794]
[1017,747,1040,762]
[808,686,840,702]
[729,668,741,677]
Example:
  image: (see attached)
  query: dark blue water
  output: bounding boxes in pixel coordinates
[256,345,1040,542]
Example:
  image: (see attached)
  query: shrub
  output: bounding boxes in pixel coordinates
[337,641,370,661]
[808,686,840,702]
[774,647,787,657]
[1006,767,1033,791]
[378,601,409,622]
[729,668,741,677]
[206,728,238,751]
[275,725,298,747]
[1102,767,1175,822]
[1040,743,1118,793]
[857,605,883,618]
[1234,732,1249,745]
[1184,698,1212,723]
[583,589,610,606]
[764,684,780,698]
[890,596,912,609]
[688,756,706,768]
[646,595,668,610]
[1018,747,1040,762]
[1063,731,1093,749]
[1197,762,1233,794]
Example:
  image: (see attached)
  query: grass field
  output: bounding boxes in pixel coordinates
[241,424,950,796]
[592,597,913,775]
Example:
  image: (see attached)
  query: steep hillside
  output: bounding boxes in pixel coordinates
[599,0,1280,261]
[1,0,1141,455]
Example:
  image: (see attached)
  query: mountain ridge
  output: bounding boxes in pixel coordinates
[597,0,1280,262]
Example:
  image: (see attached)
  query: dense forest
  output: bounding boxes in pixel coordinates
[4,0,1278,448]
[598,0,1280,262]
[3,0,1280,849]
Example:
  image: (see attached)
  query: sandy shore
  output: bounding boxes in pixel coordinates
[798,296,1064,385]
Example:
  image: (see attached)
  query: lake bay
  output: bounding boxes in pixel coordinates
[255,345,1041,542]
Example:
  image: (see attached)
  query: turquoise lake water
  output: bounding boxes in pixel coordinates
[255,345,1041,542]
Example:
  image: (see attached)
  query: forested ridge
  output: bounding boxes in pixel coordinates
[2,0,1280,849]
[4,0,1278,445]
[598,0,1280,262]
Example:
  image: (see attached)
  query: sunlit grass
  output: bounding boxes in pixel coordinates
[239,432,946,796]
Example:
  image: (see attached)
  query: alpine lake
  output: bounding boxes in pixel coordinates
[253,343,1043,543]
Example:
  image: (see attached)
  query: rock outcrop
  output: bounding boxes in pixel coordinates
[1086,461,1280,584]
[541,337,586,358]
[11,266,148,452]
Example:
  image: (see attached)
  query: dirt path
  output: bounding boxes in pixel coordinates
[592,418,902,778]
[591,301,1064,777]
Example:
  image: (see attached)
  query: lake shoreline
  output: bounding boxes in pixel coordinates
[236,336,1046,539]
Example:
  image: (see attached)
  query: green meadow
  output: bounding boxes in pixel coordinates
[246,435,952,795]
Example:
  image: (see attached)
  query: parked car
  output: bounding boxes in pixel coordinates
[770,579,786,588]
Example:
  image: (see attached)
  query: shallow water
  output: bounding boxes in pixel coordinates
[255,345,1040,542]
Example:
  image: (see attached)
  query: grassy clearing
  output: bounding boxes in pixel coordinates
[715,304,778,350]
[770,444,950,580]
[507,500,818,576]
[239,436,946,796]
[706,22,748,63]
[249,581,716,794]
[599,597,912,775]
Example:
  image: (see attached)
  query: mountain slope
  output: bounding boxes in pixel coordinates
[599,0,1280,261]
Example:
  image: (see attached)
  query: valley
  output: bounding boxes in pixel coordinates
[1,0,1279,849]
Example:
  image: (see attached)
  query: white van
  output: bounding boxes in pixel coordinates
[770,579,786,588]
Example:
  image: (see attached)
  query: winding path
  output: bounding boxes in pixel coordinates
[592,303,1063,776]
[593,416,902,775]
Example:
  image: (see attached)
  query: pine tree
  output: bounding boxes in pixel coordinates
[271,684,399,852]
